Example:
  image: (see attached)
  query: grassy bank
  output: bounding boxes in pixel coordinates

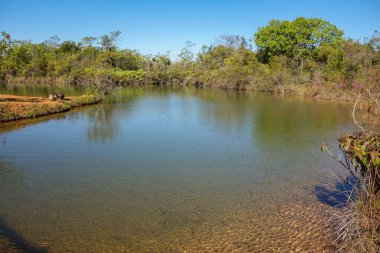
[0,93,102,122]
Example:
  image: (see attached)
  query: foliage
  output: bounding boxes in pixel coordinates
[0,31,12,57]
[255,17,344,63]
[338,133,380,193]
[0,18,379,93]
[99,31,121,51]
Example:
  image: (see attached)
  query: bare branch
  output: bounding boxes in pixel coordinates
[352,94,366,133]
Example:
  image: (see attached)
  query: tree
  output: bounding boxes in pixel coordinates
[0,31,12,57]
[151,53,171,84]
[198,45,234,69]
[178,41,196,63]
[368,31,380,65]
[81,36,97,48]
[58,41,80,53]
[100,31,121,51]
[216,34,247,49]
[255,17,344,63]
[369,31,380,51]
[340,39,375,81]
[44,35,61,48]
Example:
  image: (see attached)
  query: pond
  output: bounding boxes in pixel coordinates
[0,86,353,252]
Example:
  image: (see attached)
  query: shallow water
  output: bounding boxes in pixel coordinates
[0,87,353,252]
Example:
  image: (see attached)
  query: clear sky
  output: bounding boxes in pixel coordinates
[1,0,379,57]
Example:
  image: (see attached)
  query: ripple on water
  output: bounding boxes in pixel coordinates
[0,197,336,252]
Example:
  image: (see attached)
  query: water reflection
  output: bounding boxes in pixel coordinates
[0,113,67,135]
[0,83,86,97]
[85,88,145,142]
[86,103,119,142]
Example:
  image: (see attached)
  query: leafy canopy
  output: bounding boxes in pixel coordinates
[254,17,344,62]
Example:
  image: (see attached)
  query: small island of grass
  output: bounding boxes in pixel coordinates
[0,93,102,122]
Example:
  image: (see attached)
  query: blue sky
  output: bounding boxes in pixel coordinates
[1,0,379,57]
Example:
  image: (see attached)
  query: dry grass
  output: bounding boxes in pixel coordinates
[330,185,380,253]
[0,94,101,122]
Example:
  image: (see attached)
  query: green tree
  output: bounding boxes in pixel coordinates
[314,43,344,81]
[342,39,374,72]
[44,35,61,48]
[81,36,97,48]
[369,31,380,65]
[58,41,80,53]
[255,17,343,63]
[0,31,12,57]
[178,41,196,64]
[150,53,171,84]
[100,31,121,51]
[198,45,234,69]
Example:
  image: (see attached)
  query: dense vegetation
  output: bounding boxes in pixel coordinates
[1,17,379,96]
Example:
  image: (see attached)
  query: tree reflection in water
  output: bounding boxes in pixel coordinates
[87,103,119,142]
[86,87,145,142]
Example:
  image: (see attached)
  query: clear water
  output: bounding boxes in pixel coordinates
[0,87,353,252]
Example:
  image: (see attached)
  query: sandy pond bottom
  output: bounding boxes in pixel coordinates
[0,203,335,253]
[0,181,338,253]
[131,201,336,253]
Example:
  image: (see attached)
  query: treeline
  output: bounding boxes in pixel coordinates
[1,17,379,92]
